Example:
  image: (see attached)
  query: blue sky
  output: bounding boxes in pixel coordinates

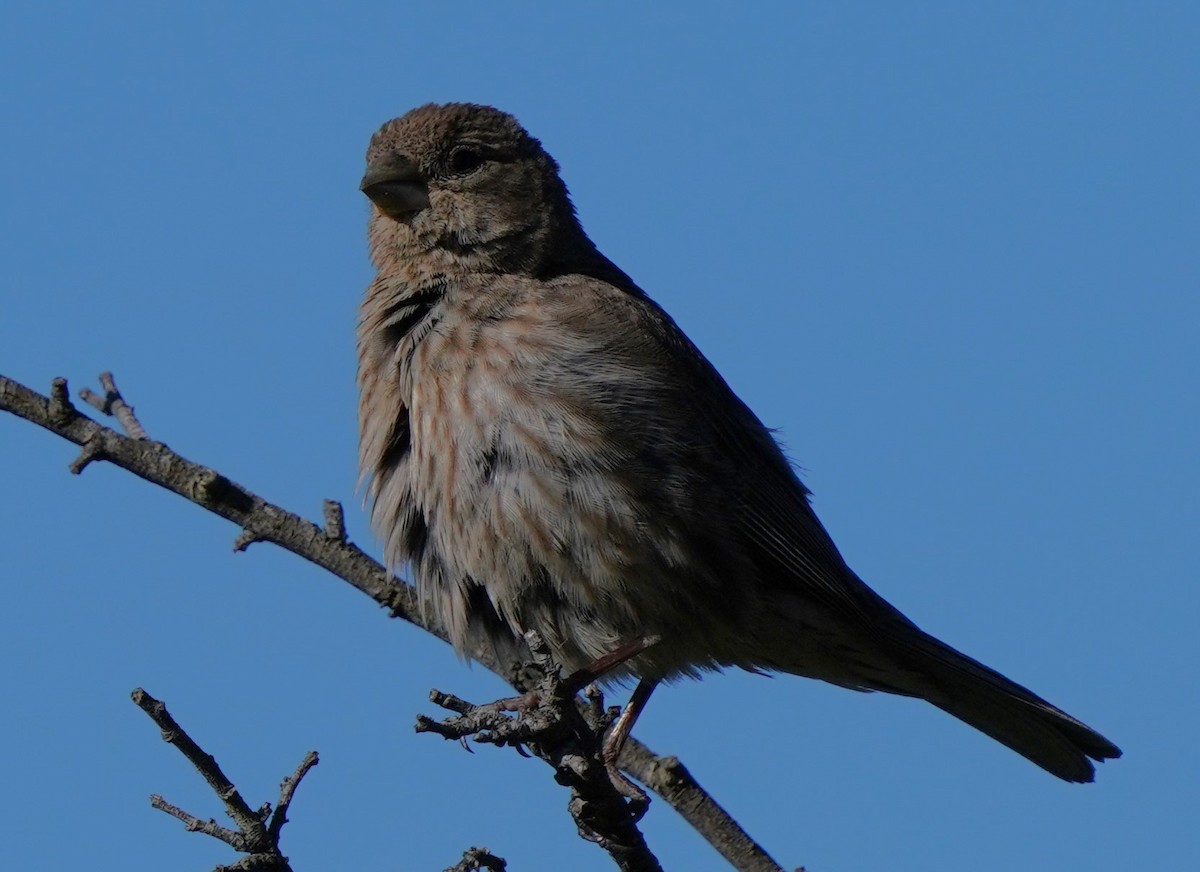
[2,4,1195,870]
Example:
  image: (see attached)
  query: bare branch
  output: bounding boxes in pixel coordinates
[322,499,347,541]
[48,377,74,423]
[68,434,106,474]
[132,688,313,871]
[445,847,508,872]
[0,373,428,636]
[269,751,320,843]
[619,743,784,872]
[133,687,272,838]
[150,793,242,845]
[1,372,786,872]
[233,527,267,552]
[78,371,149,439]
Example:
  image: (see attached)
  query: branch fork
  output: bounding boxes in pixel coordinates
[132,688,316,872]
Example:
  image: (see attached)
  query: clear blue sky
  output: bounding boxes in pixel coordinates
[2,4,1195,870]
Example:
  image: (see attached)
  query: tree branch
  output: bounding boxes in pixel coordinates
[78,370,149,440]
[444,847,508,872]
[419,631,662,872]
[132,687,315,871]
[1,372,786,872]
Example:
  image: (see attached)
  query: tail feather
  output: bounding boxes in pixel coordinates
[894,629,1121,782]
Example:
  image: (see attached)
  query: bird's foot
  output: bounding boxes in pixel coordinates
[603,735,651,822]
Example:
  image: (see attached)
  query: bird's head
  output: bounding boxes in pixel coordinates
[361,103,592,279]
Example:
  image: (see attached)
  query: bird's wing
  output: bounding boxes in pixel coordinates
[537,272,913,631]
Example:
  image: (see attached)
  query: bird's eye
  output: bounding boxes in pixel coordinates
[448,147,486,175]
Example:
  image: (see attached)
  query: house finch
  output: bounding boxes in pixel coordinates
[357,103,1119,784]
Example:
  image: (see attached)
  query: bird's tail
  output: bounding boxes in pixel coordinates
[891,628,1121,782]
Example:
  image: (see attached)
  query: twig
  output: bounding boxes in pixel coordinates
[78,371,149,439]
[0,372,787,872]
[233,527,266,552]
[269,751,320,843]
[444,847,508,872]
[132,688,316,871]
[322,499,347,541]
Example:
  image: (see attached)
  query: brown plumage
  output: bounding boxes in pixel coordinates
[356,102,1120,782]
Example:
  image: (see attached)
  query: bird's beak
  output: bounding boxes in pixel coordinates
[360,153,430,220]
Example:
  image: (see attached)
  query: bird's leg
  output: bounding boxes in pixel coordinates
[527,635,661,818]
[564,634,662,694]
[561,636,661,817]
[489,633,661,713]
[484,634,662,818]
[602,678,658,820]
[483,690,542,714]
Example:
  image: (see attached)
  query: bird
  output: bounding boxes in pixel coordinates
[356,102,1120,789]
